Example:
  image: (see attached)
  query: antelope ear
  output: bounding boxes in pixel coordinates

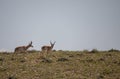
[30,41,32,45]
[50,41,52,45]
[54,41,56,44]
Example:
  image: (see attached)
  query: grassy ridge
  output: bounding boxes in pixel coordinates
[0,51,120,79]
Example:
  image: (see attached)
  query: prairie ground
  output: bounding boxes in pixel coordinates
[0,51,120,79]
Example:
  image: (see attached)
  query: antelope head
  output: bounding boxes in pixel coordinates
[50,41,56,49]
[26,41,33,49]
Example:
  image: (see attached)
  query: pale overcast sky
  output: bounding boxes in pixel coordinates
[0,0,120,51]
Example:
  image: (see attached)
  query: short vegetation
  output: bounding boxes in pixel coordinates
[0,50,120,79]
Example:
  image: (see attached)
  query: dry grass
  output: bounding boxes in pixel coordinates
[0,51,120,79]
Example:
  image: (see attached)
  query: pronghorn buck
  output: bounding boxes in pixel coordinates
[41,41,56,55]
[14,41,33,53]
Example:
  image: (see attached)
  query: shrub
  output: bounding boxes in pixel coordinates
[82,49,89,53]
[108,48,119,52]
[8,76,17,79]
[52,50,56,52]
[0,58,4,61]
[57,58,69,62]
[41,58,52,63]
[90,49,99,53]
[28,50,40,53]
[20,59,26,63]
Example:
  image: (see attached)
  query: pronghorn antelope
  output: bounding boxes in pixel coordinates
[14,41,33,53]
[41,41,56,55]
